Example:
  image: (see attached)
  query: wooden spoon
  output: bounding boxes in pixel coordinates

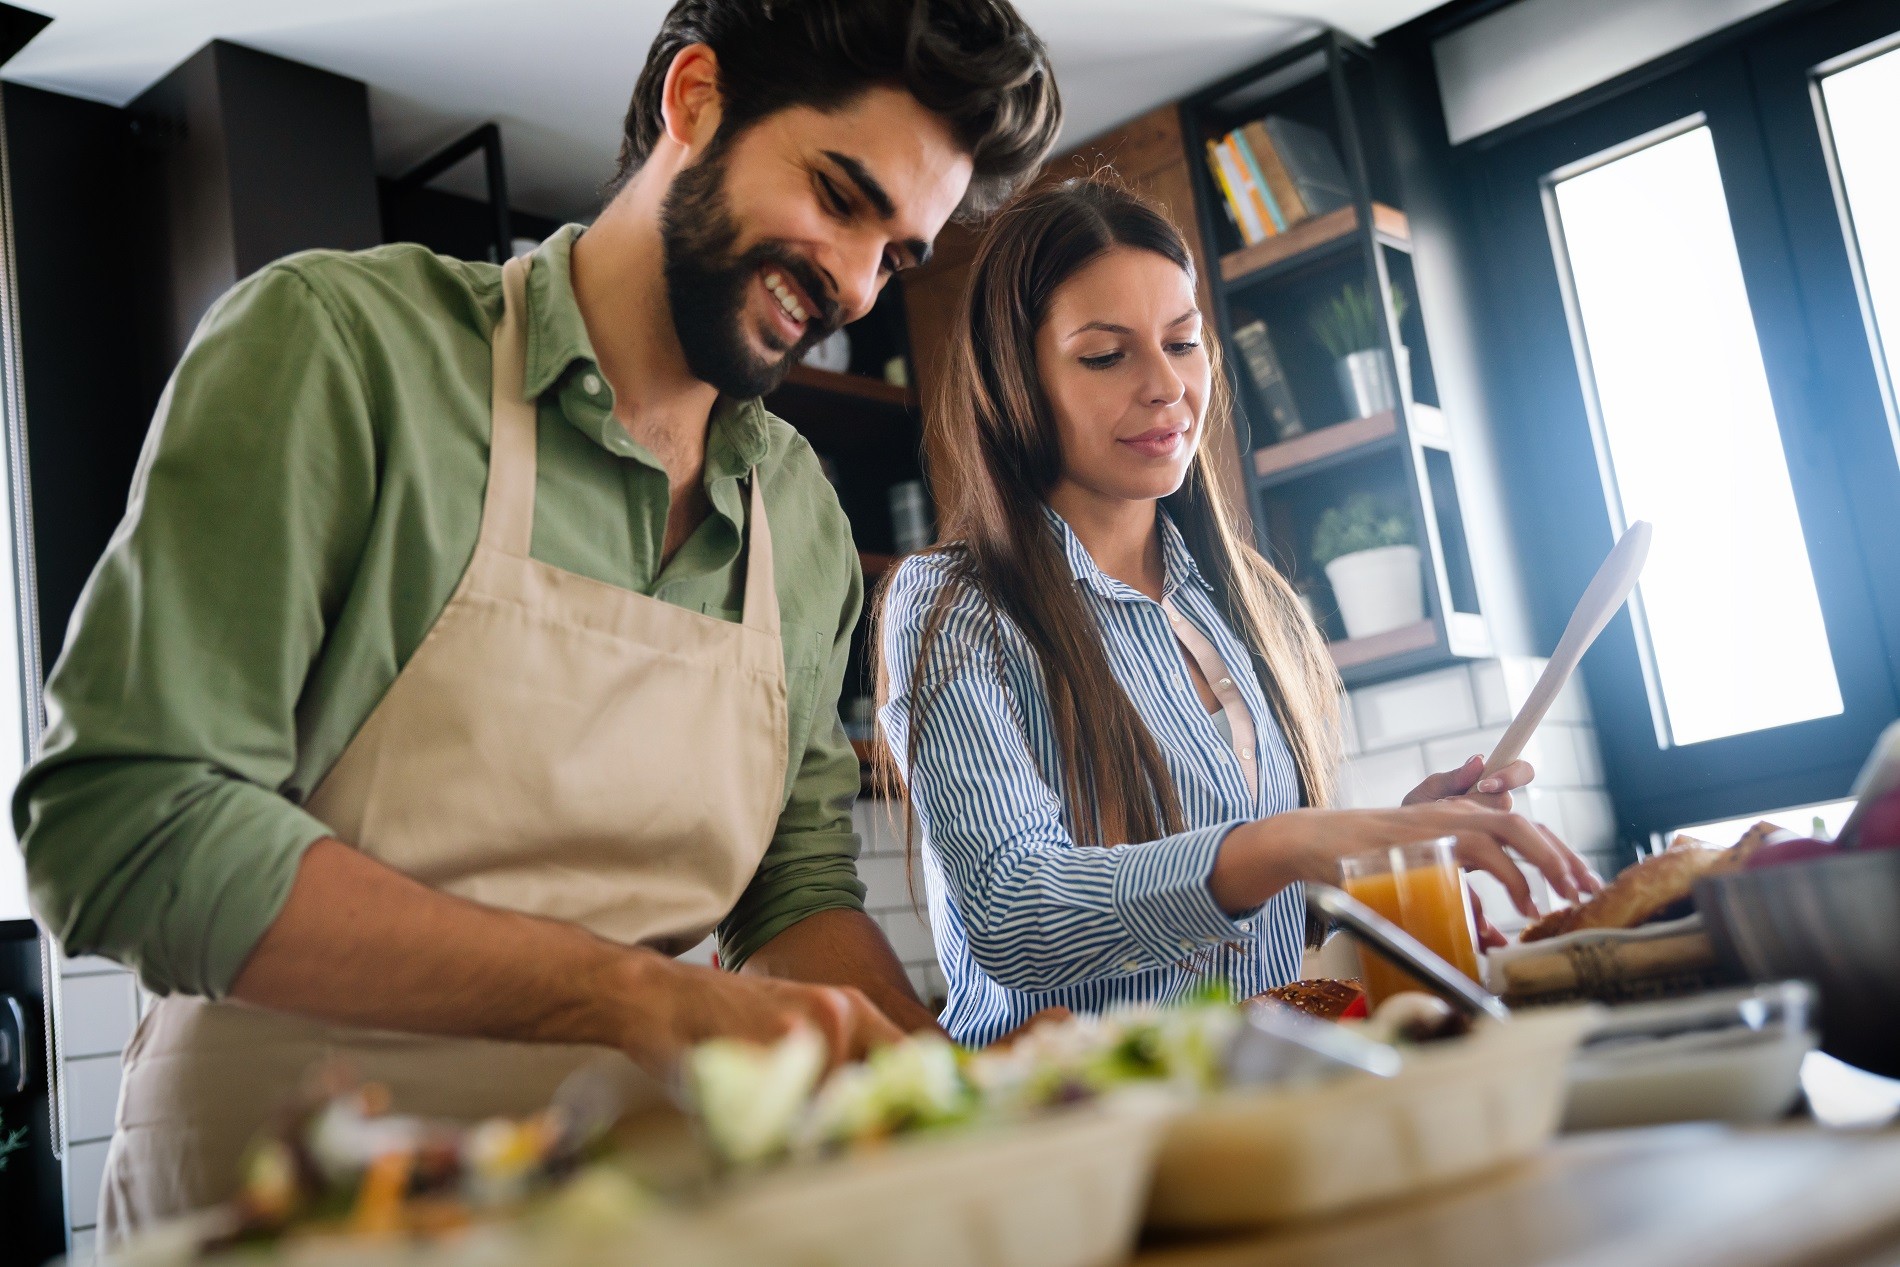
[1483,520,1653,778]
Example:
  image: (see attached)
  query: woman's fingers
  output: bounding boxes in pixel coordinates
[1474,758,1535,797]
[1467,884,1506,950]
[1402,755,1484,806]
[1536,821,1602,896]
[1455,832,1537,915]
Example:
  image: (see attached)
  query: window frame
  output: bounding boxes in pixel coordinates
[1466,25,1900,841]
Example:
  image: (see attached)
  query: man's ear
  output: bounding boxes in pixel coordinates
[660,43,724,153]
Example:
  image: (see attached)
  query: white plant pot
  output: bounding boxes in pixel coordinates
[1335,346,1411,419]
[1324,544,1424,640]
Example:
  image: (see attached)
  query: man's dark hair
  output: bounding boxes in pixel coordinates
[610,0,1062,220]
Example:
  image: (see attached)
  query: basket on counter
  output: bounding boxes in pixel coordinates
[1144,1007,1597,1229]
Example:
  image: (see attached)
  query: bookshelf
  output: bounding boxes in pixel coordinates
[761,284,929,791]
[1183,30,1493,686]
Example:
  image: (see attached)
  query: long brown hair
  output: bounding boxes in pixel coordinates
[874,176,1341,849]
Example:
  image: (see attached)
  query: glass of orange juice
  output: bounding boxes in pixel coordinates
[1338,836,1482,1006]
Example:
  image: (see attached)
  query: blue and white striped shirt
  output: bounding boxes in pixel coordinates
[879,510,1305,1045]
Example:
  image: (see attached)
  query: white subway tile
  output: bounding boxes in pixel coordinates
[1468,660,1513,726]
[852,800,911,858]
[60,973,137,1059]
[877,909,938,966]
[907,963,948,1006]
[1421,726,1508,778]
[1337,746,1427,809]
[1350,667,1477,750]
[59,955,123,979]
[67,1138,110,1231]
[1517,786,1570,843]
[1558,789,1619,856]
[1570,725,1607,787]
[63,1055,122,1144]
[856,854,916,910]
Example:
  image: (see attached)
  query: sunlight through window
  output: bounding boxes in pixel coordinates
[1547,124,1842,747]
[1818,38,1900,457]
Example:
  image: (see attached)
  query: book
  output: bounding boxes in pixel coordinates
[1240,120,1307,224]
[1229,129,1286,232]
[1262,115,1353,217]
[1207,138,1267,245]
[1230,318,1304,442]
[1203,140,1247,240]
[1222,136,1279,239]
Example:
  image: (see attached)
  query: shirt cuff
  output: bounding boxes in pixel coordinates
[1110,819,1256,966]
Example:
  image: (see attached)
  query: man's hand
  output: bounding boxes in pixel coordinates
[739,908,943,1036]
[232,839,902,1083]
[618,954,903,1072]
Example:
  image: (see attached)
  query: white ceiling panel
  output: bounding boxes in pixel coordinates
[3,0,1442,219]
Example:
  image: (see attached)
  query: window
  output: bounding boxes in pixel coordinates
[1815,37,1900,458]
[1673,797,1856,849]
[1544,122,1843,747]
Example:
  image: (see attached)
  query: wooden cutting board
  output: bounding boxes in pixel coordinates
[1130,1122,1900,1267]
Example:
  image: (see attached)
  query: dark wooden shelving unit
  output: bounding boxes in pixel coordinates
[1220,202,1410,286]
[1183,31,1493,686]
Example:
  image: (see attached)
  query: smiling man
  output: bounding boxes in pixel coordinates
[14,0,1057,1238]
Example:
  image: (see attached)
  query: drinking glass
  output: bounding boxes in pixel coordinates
[1338,836,1482,1006]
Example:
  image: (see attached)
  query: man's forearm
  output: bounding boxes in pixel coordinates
[231,839,905,1071]
[740,907,943,1034]
[230,838,659,1055]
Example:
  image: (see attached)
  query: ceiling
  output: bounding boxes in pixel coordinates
[2,0,1443,220]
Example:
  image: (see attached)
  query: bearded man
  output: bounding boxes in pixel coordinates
[14,0,1058,1240]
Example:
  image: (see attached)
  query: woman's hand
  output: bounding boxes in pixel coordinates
[1210,801,1598,921]
[1405,753,1532,812]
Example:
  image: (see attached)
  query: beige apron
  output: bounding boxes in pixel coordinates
[99,255,790,1242]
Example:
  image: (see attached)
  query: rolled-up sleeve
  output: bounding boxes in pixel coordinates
[717,524,867,969]
[878,555,1249,993]
[13,263,377,997]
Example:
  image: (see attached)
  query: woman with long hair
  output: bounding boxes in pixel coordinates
[876,177,1598,1045]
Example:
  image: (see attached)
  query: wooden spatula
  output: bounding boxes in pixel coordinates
[1483,520,1653,778]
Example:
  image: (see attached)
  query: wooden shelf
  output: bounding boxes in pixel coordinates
[1220,203,1410,288]
[1253,410,1399,486]
[782,363,916,408]
[1327,618,1438,673]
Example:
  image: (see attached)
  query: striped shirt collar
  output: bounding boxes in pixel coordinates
[1043,504,1215,604]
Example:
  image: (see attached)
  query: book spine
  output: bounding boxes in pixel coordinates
[1203,139,1250,242]
[1211,138,1266,245]
[1223,136,1278,238]
[1231,320,1304,443]
[1241,120,1307,223]
[1263,115,1353,216]
[1232,131,1285,232]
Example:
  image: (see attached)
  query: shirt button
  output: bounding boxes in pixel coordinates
[1177,938,1194,952]
[1120,959,1139,972]
[1241,750,1254,761]
[581,373,604,396]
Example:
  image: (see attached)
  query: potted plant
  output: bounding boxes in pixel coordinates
[1311,492,1422,640]
[1309,282,1410,420]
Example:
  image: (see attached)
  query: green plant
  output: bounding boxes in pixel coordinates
[0,1110,25,1172]
[1311,492,1412,568]
[1308,282,1409,358]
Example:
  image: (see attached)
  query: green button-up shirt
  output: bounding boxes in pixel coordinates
[13,226,866,995]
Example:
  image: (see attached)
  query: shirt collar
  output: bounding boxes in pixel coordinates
[1042,505,1213,603]
[519,224,770,477]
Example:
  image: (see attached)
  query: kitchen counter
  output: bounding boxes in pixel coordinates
[1132,1121,1900,1267]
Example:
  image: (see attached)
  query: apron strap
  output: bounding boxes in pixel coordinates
[480,255,539,557]
[741,470,780,637]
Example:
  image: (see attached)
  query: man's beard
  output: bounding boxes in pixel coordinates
[659,144,843,399]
